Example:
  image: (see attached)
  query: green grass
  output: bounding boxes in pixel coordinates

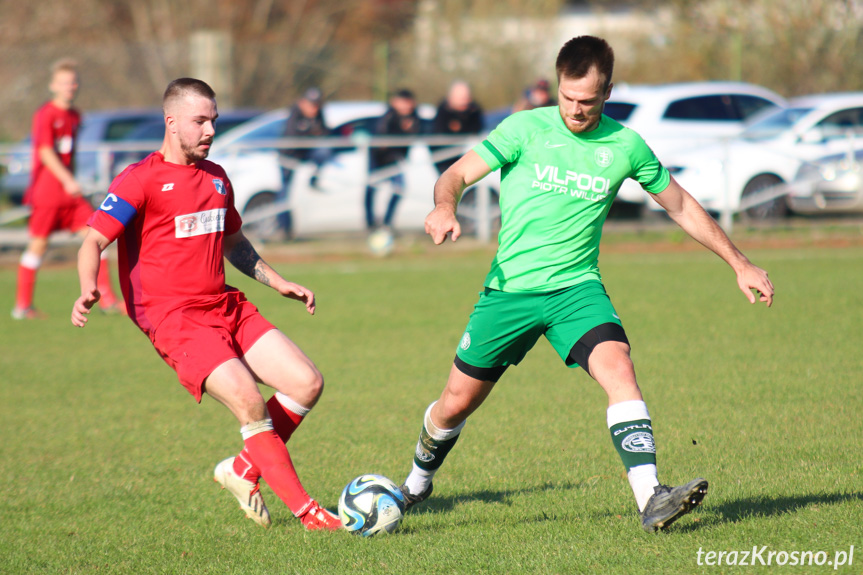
[1,241,861,574]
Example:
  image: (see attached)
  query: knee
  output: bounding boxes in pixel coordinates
[232,390,269,425]
[588,341,634,376]
[294,363,324,404]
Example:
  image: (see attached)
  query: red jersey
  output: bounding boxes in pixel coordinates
[26,101,81,206]
[88,152,243,336]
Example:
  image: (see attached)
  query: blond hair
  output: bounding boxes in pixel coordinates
[51,58,78,76]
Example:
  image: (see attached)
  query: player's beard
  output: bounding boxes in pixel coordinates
[181,137,212,162]
[559,101,605,135]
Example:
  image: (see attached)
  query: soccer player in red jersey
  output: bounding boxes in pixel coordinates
[70,78,340,530]
[13,58,121,319]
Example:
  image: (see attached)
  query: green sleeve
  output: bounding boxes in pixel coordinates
[629,135,671,195]
[471,113,528,171]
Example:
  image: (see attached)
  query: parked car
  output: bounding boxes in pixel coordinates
[0,137,30,204]
[661,92,863,219]
[209,101,495,239]
[787,145,863,214]
[604,82,787,204]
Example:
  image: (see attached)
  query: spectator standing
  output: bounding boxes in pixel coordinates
[364,89,423,231]
[512,78,557,112]
[13,58,121,319]
[277,87,330,237]
[432,81,484,174]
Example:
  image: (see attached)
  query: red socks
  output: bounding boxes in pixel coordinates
[241,427,311,516]
[232,394,311,514]
[15,264,37,310]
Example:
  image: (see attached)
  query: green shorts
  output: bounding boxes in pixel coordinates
[455,279,624,373]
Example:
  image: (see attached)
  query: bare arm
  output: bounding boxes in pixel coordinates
[650,176,774,306]
[38,145,81,196]
[425,150,493,244]
[223,230,316,314]
[71,228,111,326]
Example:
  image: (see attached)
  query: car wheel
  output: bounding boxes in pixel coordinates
[242,191,291,241]
[741,174,788,220]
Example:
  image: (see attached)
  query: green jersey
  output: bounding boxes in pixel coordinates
[472,107,670,292]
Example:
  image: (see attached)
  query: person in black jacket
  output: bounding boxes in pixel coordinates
[365,89,422,231]
[277,87,330,236]
[432,81,484,174]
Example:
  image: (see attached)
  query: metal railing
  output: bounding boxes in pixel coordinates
[0,134,501,241]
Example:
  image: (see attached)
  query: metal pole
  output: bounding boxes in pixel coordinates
[476,179,491,242]
[719,137,733,233]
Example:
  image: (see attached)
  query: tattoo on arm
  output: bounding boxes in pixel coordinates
[226,237,271,287]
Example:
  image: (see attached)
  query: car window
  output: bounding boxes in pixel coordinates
[663,95,734,121]
[105,118,158,141]
[742,107,814,141]
[123,121,165,140]
[234,119,287,143]
[216,117,254,135]
[731,95,779,120]
[604,102,637,121]
[332,116,378,137]
[816,107,863,139]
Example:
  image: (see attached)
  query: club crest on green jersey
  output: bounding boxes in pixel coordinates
[595,146,613,167]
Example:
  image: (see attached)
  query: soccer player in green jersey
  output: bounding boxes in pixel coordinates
[399,36,774,533]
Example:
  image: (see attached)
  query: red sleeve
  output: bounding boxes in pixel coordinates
[89,166,147,242]
[224,174,242,236]
[32,105,54,150]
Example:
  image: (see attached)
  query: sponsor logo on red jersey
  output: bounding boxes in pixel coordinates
[174,208,226,238]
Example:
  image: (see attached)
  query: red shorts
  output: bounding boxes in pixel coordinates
[150,291,276,402]
[28,196,94,238]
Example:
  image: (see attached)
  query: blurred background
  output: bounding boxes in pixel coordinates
[2,0,861,139]
[1,0,862,245]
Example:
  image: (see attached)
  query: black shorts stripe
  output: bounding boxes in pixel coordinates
[453,355,509,383]
[567,322,630,373]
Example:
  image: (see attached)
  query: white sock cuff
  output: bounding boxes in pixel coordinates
[607,400,651,428]
[628,464,660,511]
[274,391,311,417]
[424,401,465,441]
[240,418,274,440]
[20,252,42,270]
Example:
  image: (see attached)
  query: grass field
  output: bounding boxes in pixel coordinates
[1,236,861,574]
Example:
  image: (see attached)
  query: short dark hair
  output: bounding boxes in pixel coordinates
[162,78,216,114]
[555,36,615,89]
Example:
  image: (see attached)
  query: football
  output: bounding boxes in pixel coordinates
[338,474,406,536]
[367,227,395,257]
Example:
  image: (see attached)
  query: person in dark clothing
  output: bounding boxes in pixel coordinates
[512,78,557,112]
[277,87,330,236]
[365,89,422,230]
[432,81,483,174]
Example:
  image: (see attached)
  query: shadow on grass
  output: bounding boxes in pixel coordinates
[408,480,587,515]
[670,491,863,533]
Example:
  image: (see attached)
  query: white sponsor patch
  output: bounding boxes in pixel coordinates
[174,208,226,238]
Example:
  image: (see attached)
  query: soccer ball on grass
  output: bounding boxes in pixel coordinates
[338,474,406,536]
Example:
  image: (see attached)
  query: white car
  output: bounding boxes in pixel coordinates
[787,146,863,214]
[209,101,492,239]
[662,92,863,219]
[606,82,787,204]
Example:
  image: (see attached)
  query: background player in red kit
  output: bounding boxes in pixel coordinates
[13,58,121,319]
[71,78,340,530]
